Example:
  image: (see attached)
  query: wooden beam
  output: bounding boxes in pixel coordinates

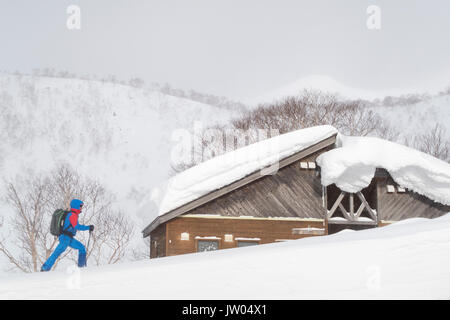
[355,203,365,218]
[327,191,345,219]
[338,203,354,221]
[327,219,378,226]
[357,192,377,221]
[349,193,354,216]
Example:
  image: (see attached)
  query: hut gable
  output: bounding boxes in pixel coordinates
[186,147,330,220]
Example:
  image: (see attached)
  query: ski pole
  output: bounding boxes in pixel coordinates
[86,230,92,264]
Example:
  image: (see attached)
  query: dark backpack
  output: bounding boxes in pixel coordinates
[50,209,70,236]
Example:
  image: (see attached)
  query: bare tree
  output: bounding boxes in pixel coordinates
[82,209,134,266]
[131,238,150,261]
[0,165,135,273]
[170,90,401,173]
[406,124,450,162]
[231,90,395,139]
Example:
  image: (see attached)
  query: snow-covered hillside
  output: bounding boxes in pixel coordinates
[1,213,449,299]
[246,75,450,142]
[369,94,450,142]
[0,74,240,229]
[246,75,388,105]
[247,75,449,106]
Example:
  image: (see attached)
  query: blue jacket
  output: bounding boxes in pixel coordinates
[62,212,90,237]
[61,199,89,237]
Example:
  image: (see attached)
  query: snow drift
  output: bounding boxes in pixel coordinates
[317,135,450,206]
[1,213,450,299]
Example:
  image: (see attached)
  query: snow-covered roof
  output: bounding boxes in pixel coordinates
[157,125,338,216]
[316,135,450,206]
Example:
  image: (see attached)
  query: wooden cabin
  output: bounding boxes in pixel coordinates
[143,132,450,258]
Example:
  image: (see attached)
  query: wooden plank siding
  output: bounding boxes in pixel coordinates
[149,224,166,258]
[376,176,450,221]
[165,216,325,256]
[187,156,326,219]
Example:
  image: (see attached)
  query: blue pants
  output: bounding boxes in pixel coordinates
[42,235,87,271]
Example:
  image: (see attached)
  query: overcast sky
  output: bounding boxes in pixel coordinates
[1,0,449,100]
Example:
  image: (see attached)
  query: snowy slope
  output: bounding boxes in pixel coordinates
[247,75,438,106]
[0,74,240,241]
[246,75,450,142]
[0,213,449,299]
[247,74,449,106]
[369,94,450,142]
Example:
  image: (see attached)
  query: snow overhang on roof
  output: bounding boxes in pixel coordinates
[316,135,450,206]
[142,125,338,237]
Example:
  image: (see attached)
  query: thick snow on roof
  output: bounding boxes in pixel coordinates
[316,135,450,206]
[158,125,338,215]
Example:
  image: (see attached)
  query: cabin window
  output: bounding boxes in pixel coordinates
[235,237,260,247]
[300,161,316,170]
[308,162,316,169]
[224,234,233,242]
[300,162,308,169]
[397,187,406,193]
[180,232,189,241]
[237,241,259,247]
[386,185,396,193]
[197,240,219,252]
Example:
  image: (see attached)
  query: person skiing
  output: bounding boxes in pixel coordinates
[41,199,94,272]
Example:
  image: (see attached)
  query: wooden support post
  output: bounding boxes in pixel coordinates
[338,203,353,221]
[356,192,377,221]
[323,186,328,223]
[355,203,365,218]
[349,193,354,217]
[328,192,345,219]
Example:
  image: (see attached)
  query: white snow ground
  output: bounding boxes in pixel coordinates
[1,213,449,299]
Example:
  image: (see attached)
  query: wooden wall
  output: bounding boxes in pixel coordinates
[187,148,329,220]
[163,216,326,256]
[376,176,450,222]
[149,224,166,258]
